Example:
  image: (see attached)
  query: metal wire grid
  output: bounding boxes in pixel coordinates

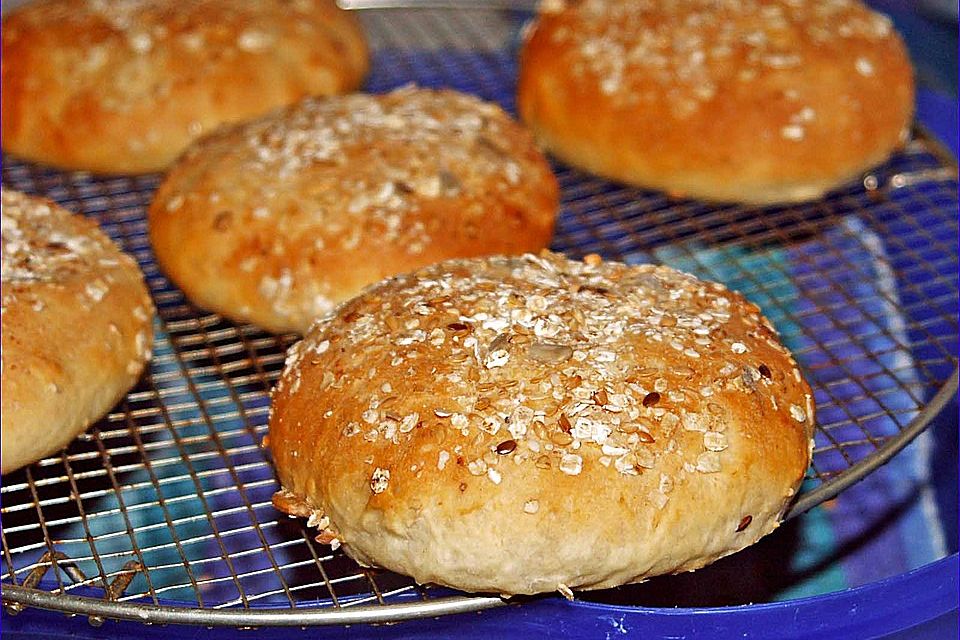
[1,7,958,626]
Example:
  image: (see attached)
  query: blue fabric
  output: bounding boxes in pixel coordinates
[618,215,952,597]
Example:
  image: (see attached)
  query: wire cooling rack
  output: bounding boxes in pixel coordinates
[2,7,958,628]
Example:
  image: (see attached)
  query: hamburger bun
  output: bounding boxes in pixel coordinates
[149,87,559,334]
[1,189,154,474]
[517,0,914,204]
[2,0,369,173]
[269,251,815,595]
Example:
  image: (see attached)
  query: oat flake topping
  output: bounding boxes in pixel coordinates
[1,189,129,312]
[171,86,529,259]
[277,252,813,503]
[543,0,895,122]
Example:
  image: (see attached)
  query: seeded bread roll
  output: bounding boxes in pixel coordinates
[149,87,559,335]
[1,190,154,474]
[517,0,914,204]
[1,0,368,174]
[269,251,815,596]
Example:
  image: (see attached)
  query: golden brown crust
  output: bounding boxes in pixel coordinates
[517,0,914,204]
[269,251,815,595]
[1,189,154,474]
[1,0,369,174]
[148,87,559,334]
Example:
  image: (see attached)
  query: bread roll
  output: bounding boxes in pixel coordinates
[269,251,815,595]
[1,0,368,173]
[149,87,559,335]
[517,0,914,204]
[1,189,154,474]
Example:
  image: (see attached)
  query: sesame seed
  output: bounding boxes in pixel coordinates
[781,124,805,141]
[370,468,390,494]
[128,31,153,53]
[399,412,419,433]
[559,453,583,476]
[237,29,273,52]
[467,459,487,476]
[795,107,816,123]
[789,404,807,423]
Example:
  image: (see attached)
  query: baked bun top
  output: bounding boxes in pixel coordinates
[149,87,559,334]
[517,0,914,203]
[1,189,154,474]
[2,0,369,173]
[269,251,815,595]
